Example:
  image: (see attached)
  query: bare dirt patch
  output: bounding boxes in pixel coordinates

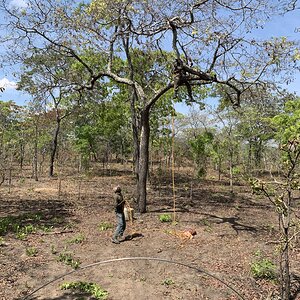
[1,165,300,300]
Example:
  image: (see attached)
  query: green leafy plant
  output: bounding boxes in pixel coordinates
[26,247,38,257]
[159,214,172,223]
[57,252,81,269]
[60,281,108,299]
[0,215,18,235]
[232,166,241,175]
[98,222,113,231]
[39,225,53,232]
[0,213,49,239]
[250,252,277,280]
[67,234,85,244]
[162,278,175,286]
[16,224,36,240]
[51,244,57,254]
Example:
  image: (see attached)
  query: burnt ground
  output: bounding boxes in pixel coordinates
[1,164,300,300]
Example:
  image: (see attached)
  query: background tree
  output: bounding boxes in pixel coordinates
[212,105,241,190]
[0,100,24,184]
[18,51,84,176]
[234,87,286,174]
[190,130,214,178]
[74,97,132,171]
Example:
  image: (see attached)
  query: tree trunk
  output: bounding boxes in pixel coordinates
[49,118,61,177]
[19,142,25,169]
[248,140,253,173]
[229,150,233,193]
[137,110,150,213]
[33,122,38,181]
[218,156,221,181]
[280,188,291,300]
[130,92,141,206]
[280,226,291,300]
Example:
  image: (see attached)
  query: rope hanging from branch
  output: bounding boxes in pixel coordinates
[171,108,176,222]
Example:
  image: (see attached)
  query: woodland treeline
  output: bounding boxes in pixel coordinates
[0,91,298,185]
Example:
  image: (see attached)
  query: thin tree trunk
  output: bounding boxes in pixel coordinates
[280,189,291,300]
[229,150,233,193]
[218,156,221,181]
[248,140,253,173]
[280,220,290,300]
[33,122,38,181]
[49,118,60,177]
[19,142,25,170]
[254,139,263,169]
[8,168,12,194]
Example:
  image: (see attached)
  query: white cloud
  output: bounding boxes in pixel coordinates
[0,78,18,90]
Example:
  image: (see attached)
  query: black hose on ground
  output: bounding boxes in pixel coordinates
[22,256,246,300]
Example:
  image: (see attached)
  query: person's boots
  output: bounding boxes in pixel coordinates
[111,236,120,244]
[118,235,125,242]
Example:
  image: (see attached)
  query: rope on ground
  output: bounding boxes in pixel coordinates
[22,256,246,300]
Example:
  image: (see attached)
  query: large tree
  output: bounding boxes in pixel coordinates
[1,0,298,212]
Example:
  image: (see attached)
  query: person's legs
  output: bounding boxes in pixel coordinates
[112,213,125,243]
[121,213,126,235]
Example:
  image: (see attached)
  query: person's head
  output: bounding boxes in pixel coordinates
[114,186,121,193]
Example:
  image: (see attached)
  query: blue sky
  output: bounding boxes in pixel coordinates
[0,2,299,109]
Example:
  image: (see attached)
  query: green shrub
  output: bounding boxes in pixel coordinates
[162,278,175,286]
[232,166,242,175]
[99,222,113,231]
[159,214,172,223]
[250,254,277,280]
[58,252,81,269]
[16,224,37,240]
[26,247,38,257]
[67,234,85,244]
[0,213,49,238]
[60,281,108,299]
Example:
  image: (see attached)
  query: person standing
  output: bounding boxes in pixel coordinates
[111,186,126,244]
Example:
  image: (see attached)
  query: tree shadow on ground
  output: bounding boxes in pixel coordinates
[149,170,273,208]
[0,197,75,236]
[150,184,272,214]
[91,168,133,177]
[29,290,100,299]
[149,170,246,187]
[199,213,258,234]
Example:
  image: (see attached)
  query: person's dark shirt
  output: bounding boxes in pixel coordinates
[114,191,124,213]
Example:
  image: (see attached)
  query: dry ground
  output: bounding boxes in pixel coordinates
[1,164,300,300]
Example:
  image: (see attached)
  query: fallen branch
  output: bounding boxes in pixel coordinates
[38,229,74,236]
